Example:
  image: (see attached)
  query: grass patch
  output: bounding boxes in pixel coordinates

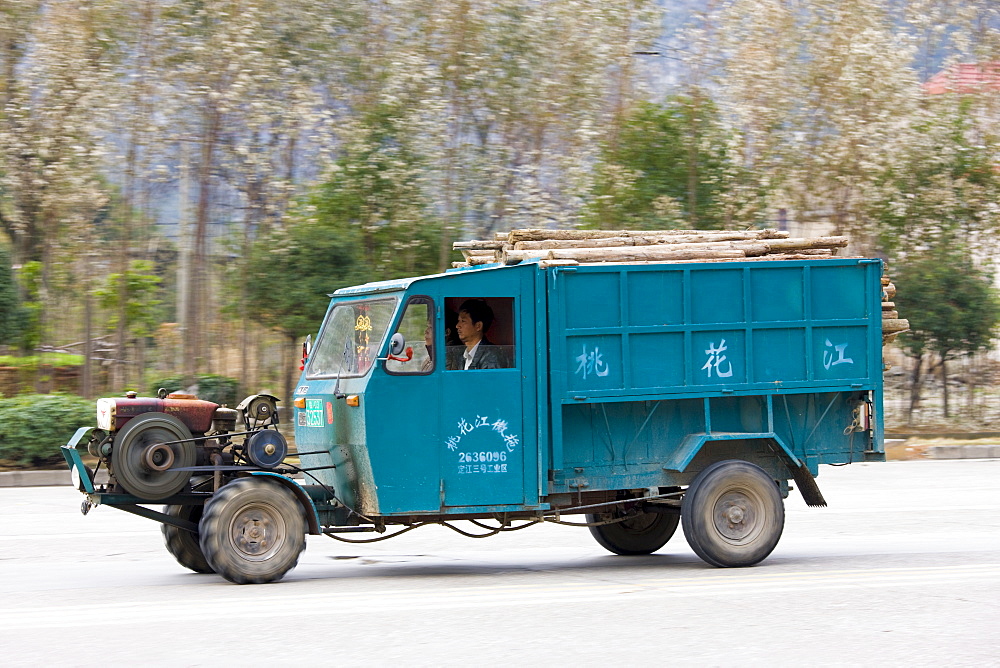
[0,353,85,368]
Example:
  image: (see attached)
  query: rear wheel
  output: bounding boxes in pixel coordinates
[199,477,306,584]
[162,504,213,574]
[682,460,784,568]
[587,508,680,555]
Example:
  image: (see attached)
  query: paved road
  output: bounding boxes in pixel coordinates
[2,460,999,666]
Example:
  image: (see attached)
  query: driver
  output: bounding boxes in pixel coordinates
[452,299,504,370]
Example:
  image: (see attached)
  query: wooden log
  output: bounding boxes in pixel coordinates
[781,248,833,256]
[882,318,909,334]
[883,283,896,299]
[506,228,788,243]
[882,310,899,319]
[505,228,648,242]
[512,247,748,263]
[567,254,862,267]
[451,262,469,268]
[514,237,776,255]
[468,254,498,266]
[537,259,581,269]
[514,237,636,250]
[461,249,496,262]
[453,240,507,251]
[882,301,895,310]
[639,230,789,245]
[502,249,553,263]
[758,236,848,252]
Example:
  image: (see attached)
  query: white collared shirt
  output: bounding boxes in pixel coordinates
[463,341,482,369]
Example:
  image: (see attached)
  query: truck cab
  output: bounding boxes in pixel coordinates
[295,262,542,517]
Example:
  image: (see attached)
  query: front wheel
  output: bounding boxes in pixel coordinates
[587,508,680,555]
[199,477,306,584]
[681,460,784,568]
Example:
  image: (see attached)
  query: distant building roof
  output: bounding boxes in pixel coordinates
[924,63,1000,95]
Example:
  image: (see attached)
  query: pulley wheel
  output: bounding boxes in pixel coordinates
[245,429,288,469]
[112,413,196,500]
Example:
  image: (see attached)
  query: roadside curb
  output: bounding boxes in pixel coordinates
[0,470,72,488]
[0,469,298,488]
[925,444,1000,460]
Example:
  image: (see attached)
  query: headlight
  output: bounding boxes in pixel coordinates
[70,463,94,492]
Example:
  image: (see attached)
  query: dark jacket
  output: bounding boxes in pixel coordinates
[449,338,506,370]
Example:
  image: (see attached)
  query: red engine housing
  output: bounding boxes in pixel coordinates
[105,396,220,434]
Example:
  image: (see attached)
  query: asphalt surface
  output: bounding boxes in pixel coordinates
[2,459,998,665]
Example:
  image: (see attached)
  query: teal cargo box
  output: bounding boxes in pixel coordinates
[62,255,887,583]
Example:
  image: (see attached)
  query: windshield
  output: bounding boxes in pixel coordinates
[306,298,397,378]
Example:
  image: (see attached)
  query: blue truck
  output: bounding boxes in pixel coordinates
[63,256,886,583]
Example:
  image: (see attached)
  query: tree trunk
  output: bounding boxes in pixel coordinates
[686,91,701,228]
[940,356,950,419]
[82,288,93,398]
[184,102,221,381]
[283,333,297,426]
[907,353,923,425]
[136,335,146,394]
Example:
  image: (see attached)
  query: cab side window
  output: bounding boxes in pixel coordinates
[444,297,515,370]
[385,297,434,375]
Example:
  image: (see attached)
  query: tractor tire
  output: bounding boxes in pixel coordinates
[587,508,679,555]
[682,460,784,568]
[199,477,306,584]
[162,504,213,574]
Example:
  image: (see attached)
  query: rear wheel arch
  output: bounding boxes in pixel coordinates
[248,472,323,535]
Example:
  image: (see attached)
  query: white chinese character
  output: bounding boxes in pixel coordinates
[574,344,611,379]
[574,345,591,379]
[492,419,508,435]
[590,347,610,377]
[823,339,854,370]
[445,436,461,451]
[503,432,520,452]
[474,415,490,428]
[702,339,734,378]
[458,418,473,435]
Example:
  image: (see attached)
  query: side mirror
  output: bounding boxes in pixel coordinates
[386,333,413,363]
[389,333,406,356]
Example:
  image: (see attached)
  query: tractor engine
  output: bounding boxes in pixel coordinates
[86,390,286,501]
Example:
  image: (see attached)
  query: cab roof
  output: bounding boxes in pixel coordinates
[331,262,515,296]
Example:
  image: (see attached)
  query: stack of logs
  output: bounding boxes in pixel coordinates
[453,228,909,345]
[881,277,909,345]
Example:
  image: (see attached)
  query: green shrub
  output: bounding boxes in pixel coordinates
[148,374,240,407]
[0,393,95,467]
